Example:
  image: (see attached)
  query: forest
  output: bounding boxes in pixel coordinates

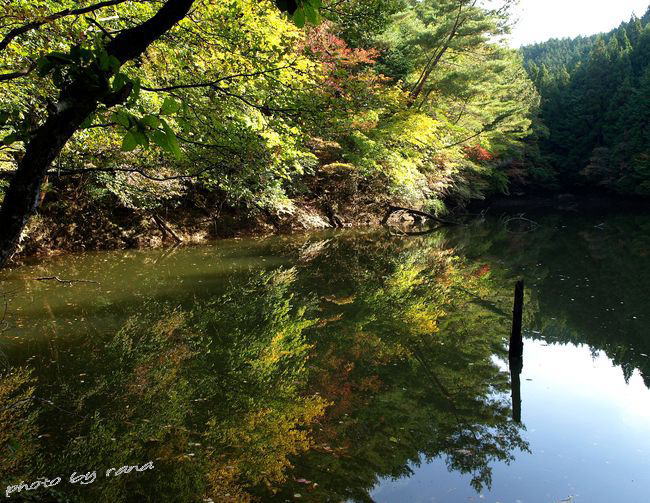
[522,8,650,194]
[2,1,650,265]
[0,0,539,264]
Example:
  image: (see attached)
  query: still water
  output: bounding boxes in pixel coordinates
[0,210,649,502]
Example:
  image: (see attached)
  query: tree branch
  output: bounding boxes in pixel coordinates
[381,205,459,226]
[0,0,197,269]
[35,276,99,284]
[0,0,129,53]
[409,1,466,106]
[106,0,195,64]
[86,17,116,40]
[49,166,213,182]
[0,62,35,82]
[140,62,298,92]
[443,112,513,148]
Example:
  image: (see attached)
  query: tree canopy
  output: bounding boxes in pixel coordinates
[0,0,536,264]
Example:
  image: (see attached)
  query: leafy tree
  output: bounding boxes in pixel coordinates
[0,0,537,264]
[0,0,321,268]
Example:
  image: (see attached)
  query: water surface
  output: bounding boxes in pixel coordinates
[1,210,649,502]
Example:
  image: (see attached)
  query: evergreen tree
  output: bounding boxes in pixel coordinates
[521,6,650,195]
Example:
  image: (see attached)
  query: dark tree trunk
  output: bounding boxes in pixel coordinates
[0,0,195,268]
[0,98,97,266]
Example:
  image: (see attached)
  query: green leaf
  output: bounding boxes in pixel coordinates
[1,132,20,145]
[293,8,306,28]
[97,50,110,71]
[161,120,182,158]
[160,97,181,115]
[151,127,182,159]
[121,130,138,151]
[132,129,149,147]
[128,77,141,104]
[80,113,95,129]
[70,45,82,61]
[108,55,121,74]
[111,111,131,128]
[70,45,92,63]
[141,115,160,129]
[48,52,74,64]
[36,57,55,77]
[0,111,9,126]
[112,73,129,92]
[151,130,171,150]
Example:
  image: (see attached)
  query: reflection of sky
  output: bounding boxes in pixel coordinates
[370,339,650,503]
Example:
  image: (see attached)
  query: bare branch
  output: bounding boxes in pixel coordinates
[86,17,116,40]
[213,86,296,114]
[443,129,483,149]
[381,205,459,226]
[443,111,513,148]
[0,166,213,182]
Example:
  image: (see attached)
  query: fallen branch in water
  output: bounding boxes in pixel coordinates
[34,276,99,285]
[386,226,439,237]
[503,214,539,233]
[151,212,183,243]
[381,205,459,226]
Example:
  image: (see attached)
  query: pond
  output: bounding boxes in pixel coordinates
[1,209,649,502]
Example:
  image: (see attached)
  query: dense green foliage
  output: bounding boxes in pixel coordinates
[0,0,537,254]
[522,8,650,194]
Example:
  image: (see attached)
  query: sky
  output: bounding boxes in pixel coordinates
[509,0,650,47]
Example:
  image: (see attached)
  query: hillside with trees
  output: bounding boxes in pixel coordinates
[522,7,650,195]
[0,0,536,264]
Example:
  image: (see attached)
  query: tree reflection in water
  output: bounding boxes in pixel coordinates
[1,233,529,502]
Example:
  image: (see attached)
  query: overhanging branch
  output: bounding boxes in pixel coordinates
[140,62,298,92]
[0,0,130,53]
[0,166,212,182]
[0,62,35,82]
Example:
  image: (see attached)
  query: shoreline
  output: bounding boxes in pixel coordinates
[9,198,386,267]
[10,191,649,268]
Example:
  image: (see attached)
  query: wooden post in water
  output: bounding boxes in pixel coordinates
[509,280,524,359]
[509,354,522,423]
[509,279,524,422]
